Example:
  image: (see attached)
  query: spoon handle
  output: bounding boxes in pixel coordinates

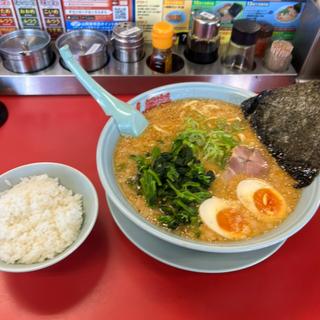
[59,45,121,115]
[59,45,148,137]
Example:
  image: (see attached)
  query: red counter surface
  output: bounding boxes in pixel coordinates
[0,95,319,320]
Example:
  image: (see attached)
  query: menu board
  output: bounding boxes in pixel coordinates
[135,0,192,42]
[0,0,306,42]
[62,0,134,32]
[191,0,305,41]
[136,0,163,41]
[13,0,42,29]
[163,0,192,32]
[0,0,19,35]
[38,0,65,39]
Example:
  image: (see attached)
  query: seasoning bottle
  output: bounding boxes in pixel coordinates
[184,11,221,64]
[255,22,273,58]
[222,19,261,71]
[264,40,293,72]
[149,21,174,73]
[112,22,145,63]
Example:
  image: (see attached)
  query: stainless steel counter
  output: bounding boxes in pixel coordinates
[0,44,297,95]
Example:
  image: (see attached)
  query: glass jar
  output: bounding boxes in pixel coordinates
[222,19,261,71]
[149,21,174,74]
[255,22,273,58]
[184,11,221,64]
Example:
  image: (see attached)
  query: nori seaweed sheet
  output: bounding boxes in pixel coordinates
[241,80,320,188]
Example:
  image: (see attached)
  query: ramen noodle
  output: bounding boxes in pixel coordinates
[114,99,301,242]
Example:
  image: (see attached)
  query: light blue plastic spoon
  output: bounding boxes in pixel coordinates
[59,45,148,137]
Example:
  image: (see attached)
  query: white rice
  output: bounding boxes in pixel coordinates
[0,174,83,264]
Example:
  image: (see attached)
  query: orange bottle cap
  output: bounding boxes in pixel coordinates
[152,21,174,50]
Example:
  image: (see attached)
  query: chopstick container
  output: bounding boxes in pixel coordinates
[264,40,293,72]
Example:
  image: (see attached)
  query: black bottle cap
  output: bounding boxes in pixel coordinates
[0,102,8,127]
[231,19,261,46]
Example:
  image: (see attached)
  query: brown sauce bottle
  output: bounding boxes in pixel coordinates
[149,21,174,74]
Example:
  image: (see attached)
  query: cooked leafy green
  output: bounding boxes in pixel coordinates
[130,143,215,230]
[129,117,242,230]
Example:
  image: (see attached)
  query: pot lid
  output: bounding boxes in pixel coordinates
[56,30,107,57]
[0,29,51,55]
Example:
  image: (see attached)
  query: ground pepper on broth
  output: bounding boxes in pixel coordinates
[114,99,301,242]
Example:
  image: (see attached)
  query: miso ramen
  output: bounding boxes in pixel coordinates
[114,99,301,242]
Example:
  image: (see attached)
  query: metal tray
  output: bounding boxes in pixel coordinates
[0,43,297,95]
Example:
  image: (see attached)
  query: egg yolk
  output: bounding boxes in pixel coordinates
[217,208,247,233]
[253,188,283,216]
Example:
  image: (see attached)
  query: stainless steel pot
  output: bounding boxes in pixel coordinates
[0,29,53,73]
[56,29,108,72]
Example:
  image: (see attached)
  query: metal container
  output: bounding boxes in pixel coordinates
[192,11,220,40]
[56,29,108,72]
[0,29,53,73]
[112,22,144,63]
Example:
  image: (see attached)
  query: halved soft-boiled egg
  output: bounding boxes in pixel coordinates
[199,196,251,240]
[236,179,287,221]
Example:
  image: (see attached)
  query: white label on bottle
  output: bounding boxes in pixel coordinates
[200,11,215,20]
[120,26,140,36]
[85,43,102,55]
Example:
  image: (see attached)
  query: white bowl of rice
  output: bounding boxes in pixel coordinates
[0,162,98,272]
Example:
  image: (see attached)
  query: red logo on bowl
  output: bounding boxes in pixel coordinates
[145,93,171,111]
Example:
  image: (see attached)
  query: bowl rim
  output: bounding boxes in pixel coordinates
[97,82,320,253]
[0,161,99,272]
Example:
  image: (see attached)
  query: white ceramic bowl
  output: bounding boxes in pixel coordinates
[97,82,320,253]
[0,162,99,272]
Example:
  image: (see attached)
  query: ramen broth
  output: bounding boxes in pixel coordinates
[114,99,301,241]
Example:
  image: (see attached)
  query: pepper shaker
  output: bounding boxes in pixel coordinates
[112,22,145,63]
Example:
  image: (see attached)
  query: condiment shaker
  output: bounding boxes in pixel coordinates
[222,19,261,71]
[184,11,221,64]
[112,22,144,63]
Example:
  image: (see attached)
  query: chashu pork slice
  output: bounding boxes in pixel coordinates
[223,146,269,180]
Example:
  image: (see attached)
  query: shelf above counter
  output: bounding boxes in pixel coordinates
[0,44,297,95]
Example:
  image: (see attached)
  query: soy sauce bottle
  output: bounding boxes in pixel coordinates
[184,11,221,64]
[149,21,174,74]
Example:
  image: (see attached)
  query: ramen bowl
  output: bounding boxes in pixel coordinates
[97,82,320,253]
